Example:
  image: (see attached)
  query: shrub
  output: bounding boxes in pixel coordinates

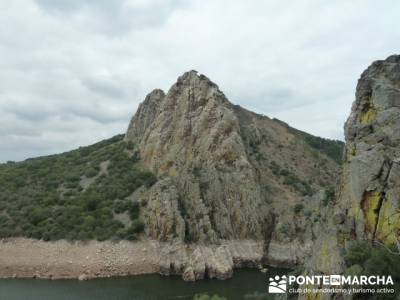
[270,161,280,175]
[345,242,400,299]
[280,169,314,196]
[293,203,304,214]
[130,219,145,234]
[323,188,335,206]
[28,208,50,225]
[84,167,98,178]
[113,200,129,214]
[128,201,140,220]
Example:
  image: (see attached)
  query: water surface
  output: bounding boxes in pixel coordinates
[0,268,289,300]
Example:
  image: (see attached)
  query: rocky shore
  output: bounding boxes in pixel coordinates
[0,238,265,281]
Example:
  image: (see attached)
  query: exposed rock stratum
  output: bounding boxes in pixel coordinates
[125,70,342,280]
[301,54,400,299]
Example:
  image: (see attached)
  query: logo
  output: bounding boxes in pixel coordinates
[266,274,394,295]
[330,275,341,285]
[268,275,287,293]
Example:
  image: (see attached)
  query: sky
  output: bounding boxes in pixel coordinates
[0,0,399,162]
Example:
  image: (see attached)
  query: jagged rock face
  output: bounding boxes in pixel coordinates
[127,71,269,243]
[301,55,400,295]
[343,55,400,244]
[125,70,341,249]
[158,240,264,281]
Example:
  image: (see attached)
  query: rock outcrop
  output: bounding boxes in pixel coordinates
[124,70,342,279]
[0,238,263,282]
[126,71,272,244]
[344,55,400,245]
[158,240,263,281]
[301,54,400,298]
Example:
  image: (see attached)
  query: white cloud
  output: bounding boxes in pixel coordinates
[0,0,399,161]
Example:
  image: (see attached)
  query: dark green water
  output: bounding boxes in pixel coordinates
[0,268,288,300]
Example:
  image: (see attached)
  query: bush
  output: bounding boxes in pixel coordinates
[293,203,304,214]
[113,200,130,214]
[130,219,145,234]
[28,208,50,225]
[280,169,314,196]
[128,201,140,220]
[270,161,280,175]
[323,188,335,206]
[345,242,400,299]
[84,167,99,178]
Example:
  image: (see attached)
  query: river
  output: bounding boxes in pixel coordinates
[0,268,289,300]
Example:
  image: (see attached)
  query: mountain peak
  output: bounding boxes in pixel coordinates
[125,71,229,145]
[178,69,199,81]
[174,70,219,91]
[124,71,342,247]
[385,54,400,63]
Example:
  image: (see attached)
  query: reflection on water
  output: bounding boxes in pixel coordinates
[0,268,289,300]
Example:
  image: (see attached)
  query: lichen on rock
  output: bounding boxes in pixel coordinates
[124,70,343,279]
[301,54,400,299]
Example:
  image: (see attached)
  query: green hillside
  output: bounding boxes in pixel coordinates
[0,135,157,241]
[273,118,345,164]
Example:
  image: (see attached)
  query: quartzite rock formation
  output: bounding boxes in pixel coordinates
[301,54,400,299]
[125,70,342,280]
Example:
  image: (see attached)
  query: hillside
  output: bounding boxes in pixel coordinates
[0,71,344,279]
[0,135,157,241]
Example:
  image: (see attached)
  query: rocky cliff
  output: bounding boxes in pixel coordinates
[344,55,400,245]
[125,70,343,279]
[301,55,400,298]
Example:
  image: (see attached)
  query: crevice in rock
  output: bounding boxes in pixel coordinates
[371,160,393,241]
[372,191,385,241]
[360,190,384,240]
[262,213,276,262]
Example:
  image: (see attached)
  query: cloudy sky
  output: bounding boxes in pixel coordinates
[1,0,399,162]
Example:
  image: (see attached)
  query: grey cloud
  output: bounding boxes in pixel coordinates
[3,99,56,122]
[34,0,83,12]
[229,87,314,114]
[81,77,126,99]
[65,107,130,124]
[34,0,187,34]
[1,0,400,162]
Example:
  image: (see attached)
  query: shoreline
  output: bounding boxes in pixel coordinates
[0,239,160,280]
[0,238,266,281]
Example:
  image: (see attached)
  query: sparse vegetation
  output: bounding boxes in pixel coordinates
[0,135,157,241]
[323,187,335,206]
[303,135,344,165]
[271,163,314,196]
[293,203,304,214]
[282,171,313,196]
[285,124,344,165]
[345,242,400,299]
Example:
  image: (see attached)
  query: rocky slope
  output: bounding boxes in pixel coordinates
[301,54,400,298]
[0,70,344,281]
[125,70,343,278]
[344,55,400,245]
